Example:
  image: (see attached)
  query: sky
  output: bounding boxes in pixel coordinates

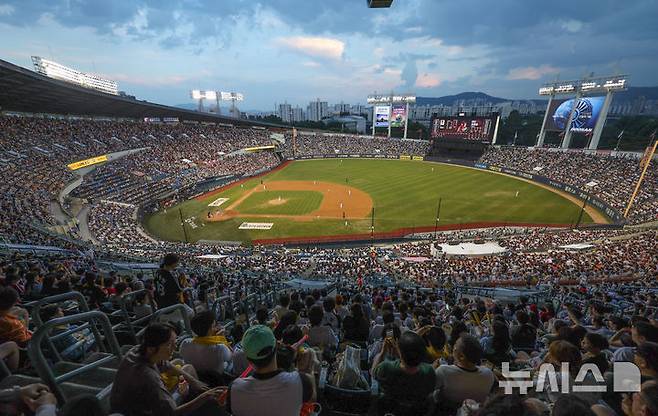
[1,0,657,111]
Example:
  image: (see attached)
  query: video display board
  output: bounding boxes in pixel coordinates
[374,105,390,127]
[430,116,497,143]
[390,104,407,128]
[547,96,605,133]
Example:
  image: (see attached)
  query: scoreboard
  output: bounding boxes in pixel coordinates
[430,115,498,143]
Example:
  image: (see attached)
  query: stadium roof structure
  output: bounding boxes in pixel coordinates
[0,58,282,128]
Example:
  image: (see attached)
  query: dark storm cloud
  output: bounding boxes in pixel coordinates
[0,0,253,45]
[2,0,657,89]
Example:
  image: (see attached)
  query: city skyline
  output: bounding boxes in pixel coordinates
[1,1,657,111]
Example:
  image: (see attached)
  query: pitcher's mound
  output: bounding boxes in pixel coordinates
[268,198,288,206]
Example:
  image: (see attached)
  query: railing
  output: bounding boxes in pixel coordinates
[27,311,122,404]
[25,292,104,362]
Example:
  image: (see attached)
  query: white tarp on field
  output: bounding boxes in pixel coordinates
[238,222,274,230]
[208,198,229,207]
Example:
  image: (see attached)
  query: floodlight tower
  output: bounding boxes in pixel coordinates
[536,75,628,149]
[191,90,205,112]
[221,92,244,118]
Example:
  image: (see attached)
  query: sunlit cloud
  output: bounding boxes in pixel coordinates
[275,36,345,60]
[506,65,559,80]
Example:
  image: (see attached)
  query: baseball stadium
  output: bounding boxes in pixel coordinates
[0,1,657,416]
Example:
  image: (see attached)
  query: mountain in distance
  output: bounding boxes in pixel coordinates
[416,92,510,106]
[417,87,658,107]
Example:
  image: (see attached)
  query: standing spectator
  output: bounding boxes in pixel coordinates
[155,254,183,309]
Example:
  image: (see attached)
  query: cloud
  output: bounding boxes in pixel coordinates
[276,36,344,60]
[559,19,584,33]
[416,73,441,88]
[301,61,320,67]
[0,4,14,16]
[506,65,559,80]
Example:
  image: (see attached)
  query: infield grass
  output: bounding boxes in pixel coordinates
[236,190,323,215]
[143,159,599,243]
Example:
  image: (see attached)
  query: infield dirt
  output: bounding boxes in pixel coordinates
[208,180,373,222]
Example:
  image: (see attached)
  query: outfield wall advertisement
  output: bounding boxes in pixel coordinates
[374,106,390,127]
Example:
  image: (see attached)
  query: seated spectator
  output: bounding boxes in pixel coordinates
[434,334,496,408]
[110,323,222,416]
[39,304,95,361]
[274,311,298,340]
[78,272,106,310]
[481,319,516,367]
[342,303,369,345]
[511,311,537,352]
[254,306,270,327]
[478,393,550,416]
[277,325,320,376]
[227,325,315,416]
[320,297,339,333]
[273,293,290,322]
[369,310,395,343]
[581,332,610,374]
[133,291,154,319]
[540,340,600,405]
[180,311,232,385]
[613,321,658,362]
[621,380,658,416]
[0,341,19,373]
[419,325,448,363]
[306,305,338,351]
[369,323,401,363]
[372,330,436,416]
[0,287,31,347]
[552,394,597,416]
[0,383,57,416]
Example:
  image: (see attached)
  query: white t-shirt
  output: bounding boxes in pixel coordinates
[229,370,310,416]
[180,339,231,374]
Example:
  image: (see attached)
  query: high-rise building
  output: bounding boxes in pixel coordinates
[277,103,293,123]
[307,99,329,121]
[291,107,305,123]
[333,102,351,114]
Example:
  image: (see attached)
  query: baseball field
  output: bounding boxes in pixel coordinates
[143,159,607,244]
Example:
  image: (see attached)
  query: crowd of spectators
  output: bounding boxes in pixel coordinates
[283,133,429,158]
[0,248,656,415]
[480,147,658,224]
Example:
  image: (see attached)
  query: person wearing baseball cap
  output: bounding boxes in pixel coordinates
[226,325,315,416]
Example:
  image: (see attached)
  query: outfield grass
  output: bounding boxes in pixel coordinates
[143,159,597,243]
[235,190,323,215]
